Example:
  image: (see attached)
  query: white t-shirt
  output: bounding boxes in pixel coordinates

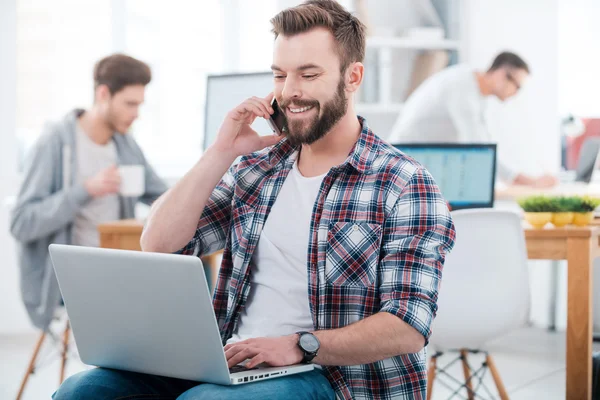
[228,159,326,344]
[72,124,120,247]
[388,64,515,182]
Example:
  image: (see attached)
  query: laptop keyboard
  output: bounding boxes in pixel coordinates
[229,365,258,373]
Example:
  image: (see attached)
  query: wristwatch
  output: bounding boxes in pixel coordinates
[296,331,320,363]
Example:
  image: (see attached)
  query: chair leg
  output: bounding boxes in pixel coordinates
[486,354,509,400]
[427,354,437,400]
[16,331,46,400]
[461,349,475,400]
[60,320,70,384]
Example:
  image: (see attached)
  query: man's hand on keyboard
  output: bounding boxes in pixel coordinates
[224,334,303,369]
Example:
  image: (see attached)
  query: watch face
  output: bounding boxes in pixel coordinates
[299,334,320,353]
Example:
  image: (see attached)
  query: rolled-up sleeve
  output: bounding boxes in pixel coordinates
[176,165,236,257]
[379,167,456,342]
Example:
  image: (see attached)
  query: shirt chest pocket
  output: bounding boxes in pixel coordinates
[325,221,383,287]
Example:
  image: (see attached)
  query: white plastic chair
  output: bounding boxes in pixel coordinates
[427,209,530,400]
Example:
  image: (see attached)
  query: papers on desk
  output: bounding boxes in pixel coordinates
[496,183,600,201]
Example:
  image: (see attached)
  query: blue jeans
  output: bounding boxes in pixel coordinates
[52,367,335,399]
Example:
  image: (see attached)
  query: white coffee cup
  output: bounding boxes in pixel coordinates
[118,165,145,197]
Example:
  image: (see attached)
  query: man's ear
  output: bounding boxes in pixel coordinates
[95,84,111,103]
[345,62,364,93]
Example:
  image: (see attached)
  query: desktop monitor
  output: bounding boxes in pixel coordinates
[575,137,600,183]
[203,72,275,150]
[393,143,497,210]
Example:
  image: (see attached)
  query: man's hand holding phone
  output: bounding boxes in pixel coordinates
[211,93,284,159]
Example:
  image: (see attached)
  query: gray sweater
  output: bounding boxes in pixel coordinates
[10,109,168,330]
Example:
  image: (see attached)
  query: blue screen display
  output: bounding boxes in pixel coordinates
[394,145,496,208]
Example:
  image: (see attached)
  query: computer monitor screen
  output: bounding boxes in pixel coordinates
[575,137,600,183]
[204,72,274,150]
[393,143,497,210]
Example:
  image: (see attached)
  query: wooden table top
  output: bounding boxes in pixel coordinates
[99,219,600,239]
[97,219,144,234]
[524,225,600,239]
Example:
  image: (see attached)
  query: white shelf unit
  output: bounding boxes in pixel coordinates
[356,37,461,117]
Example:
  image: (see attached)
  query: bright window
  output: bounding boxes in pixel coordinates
[16,0,112,166]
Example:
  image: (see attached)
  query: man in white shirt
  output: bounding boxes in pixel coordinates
[388,52,557,188]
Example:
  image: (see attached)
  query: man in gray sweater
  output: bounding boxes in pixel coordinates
[10,54,167,331]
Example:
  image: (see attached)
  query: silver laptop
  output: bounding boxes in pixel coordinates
[48,244,313,385]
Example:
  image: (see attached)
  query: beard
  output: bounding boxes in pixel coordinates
[278,78,347,147]
[104,103,131,134]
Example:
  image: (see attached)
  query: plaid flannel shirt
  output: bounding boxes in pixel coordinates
[179,117,456,399]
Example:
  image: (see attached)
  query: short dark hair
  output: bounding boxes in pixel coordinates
[93,53,152,95]
[488,51,530,74]
[270,0,366,72]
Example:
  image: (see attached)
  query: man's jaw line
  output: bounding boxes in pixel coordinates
[298,110,359,156]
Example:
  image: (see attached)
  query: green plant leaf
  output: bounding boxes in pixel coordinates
[517,195,600,212]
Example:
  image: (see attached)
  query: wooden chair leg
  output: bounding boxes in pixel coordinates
[427,355,437,400]
[60,321,71,384]
[461,349,475,400]
[16,331,46,400]
[486,354,510,400]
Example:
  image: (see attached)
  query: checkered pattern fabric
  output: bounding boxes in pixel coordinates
[178,117,456,399]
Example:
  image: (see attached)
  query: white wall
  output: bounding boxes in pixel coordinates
[0,0,33,334]
[558,0,600,117]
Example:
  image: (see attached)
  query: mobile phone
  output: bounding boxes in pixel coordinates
[266,98,285,135]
